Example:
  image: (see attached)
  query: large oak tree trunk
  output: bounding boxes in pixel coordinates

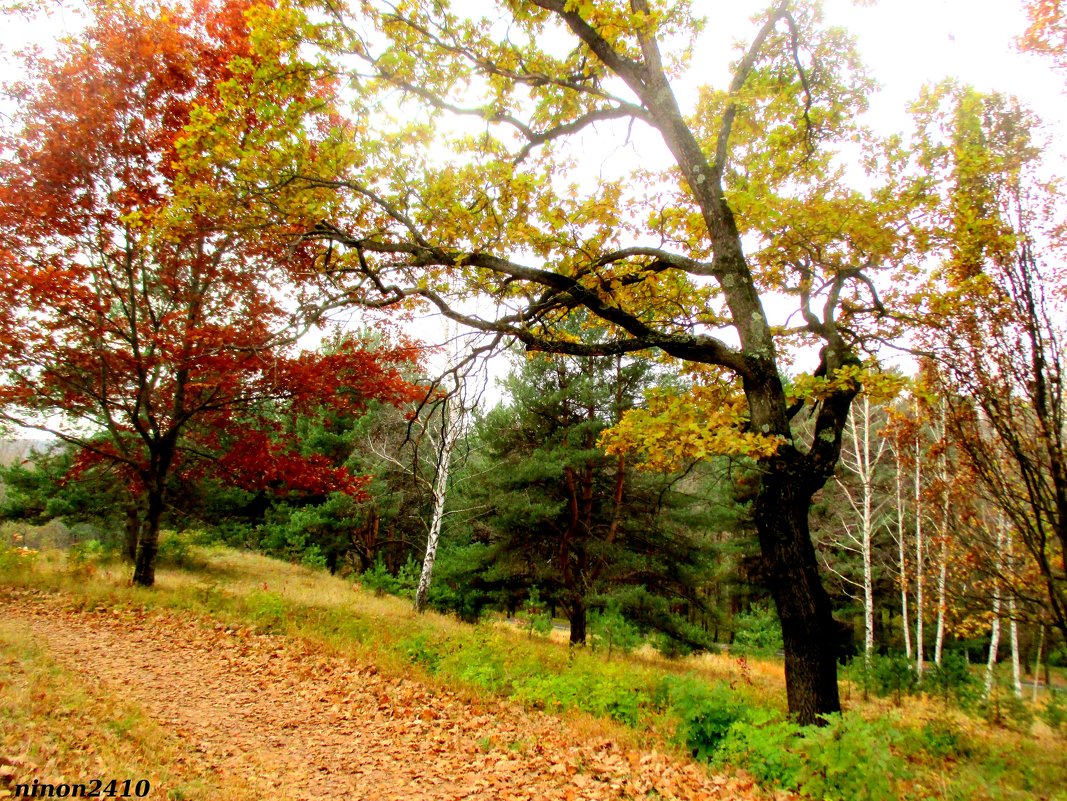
[754,459,842,724]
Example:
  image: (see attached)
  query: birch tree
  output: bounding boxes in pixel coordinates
[826,396,892,666]
[413,382,467,612]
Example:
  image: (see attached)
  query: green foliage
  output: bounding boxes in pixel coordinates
[730,603,783,656]
[0,449,127,550]
[1048,646,1067,668]
[655,673,908,800]
[401,632,444,674]
[713,708,802,788]
[0,539,37,575]
[459,345,729,648]
[1041,690,1066,734]
[794,714,908,801]
[512,666,647,727]
[300,545,328,571]
[359,556,419,599]
[244,590,288,632]
[156,530,195,568]
[979,684,1035,732]
[359,558,397,597]
[657,677,749,761]
[869,652,918,704]
[903,720,973,760]
[68,539,111,565]
[258,494,364,572]
[589,602,643,657]
[652,631,695,659]
[926,651,976,707]
[519,589,553,639]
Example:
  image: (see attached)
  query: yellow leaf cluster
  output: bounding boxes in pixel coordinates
[599,383,784,472]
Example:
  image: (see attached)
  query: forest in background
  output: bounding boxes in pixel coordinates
[0,0,1064,730]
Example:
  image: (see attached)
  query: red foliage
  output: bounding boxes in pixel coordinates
[0,0,424,580]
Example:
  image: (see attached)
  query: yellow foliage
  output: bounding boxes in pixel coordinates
[600,383,784,472]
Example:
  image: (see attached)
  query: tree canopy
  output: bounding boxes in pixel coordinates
[0,0,424,585]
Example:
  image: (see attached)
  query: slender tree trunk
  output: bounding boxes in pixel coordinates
[839,399,883,668]
[1004,525,1023,698]
[894,447,913,660]
[985,598,1002,697]
[986,518,1006,697]
[934,543,948,666]
[414,396,461,613]
[754,462,841,725]
[915,431,925,679]
[934,403,950,666]
[1008,593,1022,698]
[1033,623,1045,702]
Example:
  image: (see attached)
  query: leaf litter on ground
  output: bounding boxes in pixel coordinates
[1,589,766,801]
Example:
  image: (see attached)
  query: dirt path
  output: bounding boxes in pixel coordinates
[2,591,754,801]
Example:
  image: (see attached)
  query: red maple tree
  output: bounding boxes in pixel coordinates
[0,0,423,586]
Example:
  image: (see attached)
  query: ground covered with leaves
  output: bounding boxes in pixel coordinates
[0,588,759,801]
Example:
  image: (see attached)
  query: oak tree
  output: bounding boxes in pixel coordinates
[249,0,912,722]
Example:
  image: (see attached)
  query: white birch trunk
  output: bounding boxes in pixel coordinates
[833,398,888,668]
[985,519,1006,697]
[934,402,950,667]
[1004,526,1023,698]
[414,393,463,613]
[934,547,948,665]
[1008,594,1022,698]
[915,428,925,679]
[1032,624,1045,702]
[985,595,1002,697]
[894,444,913,660]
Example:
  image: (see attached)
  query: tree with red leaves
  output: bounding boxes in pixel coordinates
[0,0,423,586]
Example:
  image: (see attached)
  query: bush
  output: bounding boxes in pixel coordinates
[359,556,420,599]
[904,720,972,760]
[245,590,288,632]
[795,714,908,801]
[513,667,647,726]
[714,709,802,788]
[1041,690,1066,734]
[400,632,443,673]
[0,539,39,575]
[651,631,695,659]
[519,589,553,639]
[869,652,917,704]
[300,545,328,571]
[926,651,976,707]
[731,603,782,656]
[979,683,1034,732]
[68,538,110,564]
[156,530,195,568]
[589,603,643,658]
[660,678,750,761]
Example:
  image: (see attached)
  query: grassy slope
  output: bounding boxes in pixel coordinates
[2,541,1065,801]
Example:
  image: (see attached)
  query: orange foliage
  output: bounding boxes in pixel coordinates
[0,0,423,539]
